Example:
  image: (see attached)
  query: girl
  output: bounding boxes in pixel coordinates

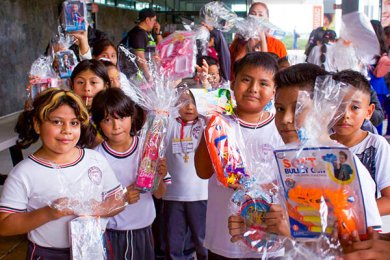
[70,59,111,110]
[92,39,118,66]
[0,88,122,259]
[163,87,208,259]
[91,87,168,260]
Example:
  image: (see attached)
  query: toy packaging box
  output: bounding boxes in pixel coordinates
[56,50,78,79]
[30,78,58,99]
[274,146,367,240]
[62,0,87,32]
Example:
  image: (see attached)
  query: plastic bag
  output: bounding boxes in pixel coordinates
[70,216,105,260]
[200,1,237,32]
[204,114,248,187]
[157,31,197,80]
[190,88,234,116]
[273,75,368,250]
[61,0,87,32]
[117,44,142,81]
[120,58,180,192]
[28,56,58,102]
[339,12,379,65]
[234,15,286,41]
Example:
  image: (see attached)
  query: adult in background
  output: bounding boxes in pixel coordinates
[120,8,162,81]
[229,2,287,80]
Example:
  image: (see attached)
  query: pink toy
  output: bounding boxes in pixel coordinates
[157,31,196,80]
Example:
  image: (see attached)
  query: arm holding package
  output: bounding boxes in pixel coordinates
[210,28,231,81]
[0,165,74,236]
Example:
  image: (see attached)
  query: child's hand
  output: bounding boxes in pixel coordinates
[343,227,388,259]
[69,27,89,56]
[49,197,75,219]
[195,59,209,84]
[228,215,246,242]
[157,158,167,178]
[126,184,141,204]
[264,204,290,237]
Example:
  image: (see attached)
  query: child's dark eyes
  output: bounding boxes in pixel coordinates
[51,119,63,125]
[71,120,80,126]
[275,107,284,112]
[351,105,360,110]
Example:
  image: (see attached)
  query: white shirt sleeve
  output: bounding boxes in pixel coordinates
[79,47,92,61]
[374,136,390,193]
[0,167,28,213]
[354,155,382,229]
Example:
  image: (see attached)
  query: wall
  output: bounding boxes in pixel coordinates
[0,0,63,117]
[0,1,138,117]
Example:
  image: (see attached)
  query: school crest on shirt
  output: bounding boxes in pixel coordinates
[192,126,202,139]
[88,166,102,185]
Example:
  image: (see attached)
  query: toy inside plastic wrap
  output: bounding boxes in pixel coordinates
[62,0,87,32]
[234,15,286,41]
[199,1,237,32]
[56,50,78,79]
[204,114,249,187]
[157,31,197,80]
[273,76,368,243]
[129,60,180,192]
[28,56,58,104]
[230,162,286,254]
[190,88,234,115]
[70,216,105,260]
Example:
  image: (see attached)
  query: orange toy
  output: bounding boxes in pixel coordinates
[205,115,248,187]
[288,186,357,237]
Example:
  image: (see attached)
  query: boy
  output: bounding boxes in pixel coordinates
[229,64,382,242]
[195,52,288,259]
[331,70,390,216]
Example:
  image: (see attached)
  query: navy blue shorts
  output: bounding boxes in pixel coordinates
[27,240,70,260]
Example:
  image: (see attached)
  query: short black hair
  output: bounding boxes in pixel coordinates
[197,55,219,67]
[139,8,156,22]
[92,39,117,58]
[332,70,371,96]
[91,88,139,136]
[233,52,278,77]
[274,63,328,92]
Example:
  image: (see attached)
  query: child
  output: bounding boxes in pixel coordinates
[91,87,168,259]
[100,59,121,88]
[195,56,223,90]
[92,39,118,66]
[230,64,383,254]
[0,88,122,259]
[70,59,111,109]
[195,52,287,259]
[163,88,208,259]
[331,70,390,216]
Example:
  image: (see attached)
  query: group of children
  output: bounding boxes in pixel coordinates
[0,3,390,260]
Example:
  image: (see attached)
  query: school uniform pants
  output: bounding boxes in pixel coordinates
[103,226,154,260]
[27,241,70,260]
[164,200,208,260]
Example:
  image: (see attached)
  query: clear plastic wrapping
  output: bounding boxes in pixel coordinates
[70,216,105,260]
[199,1,237,32]
[273,76,368,255]
[190,88,234,116]
[205,114,247,187]
[118,56,180,192]
[55,50,78,79]
[28,56,58,102]
[156,31,197,80]
[234,15,286,41]
[61,1,87,32]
